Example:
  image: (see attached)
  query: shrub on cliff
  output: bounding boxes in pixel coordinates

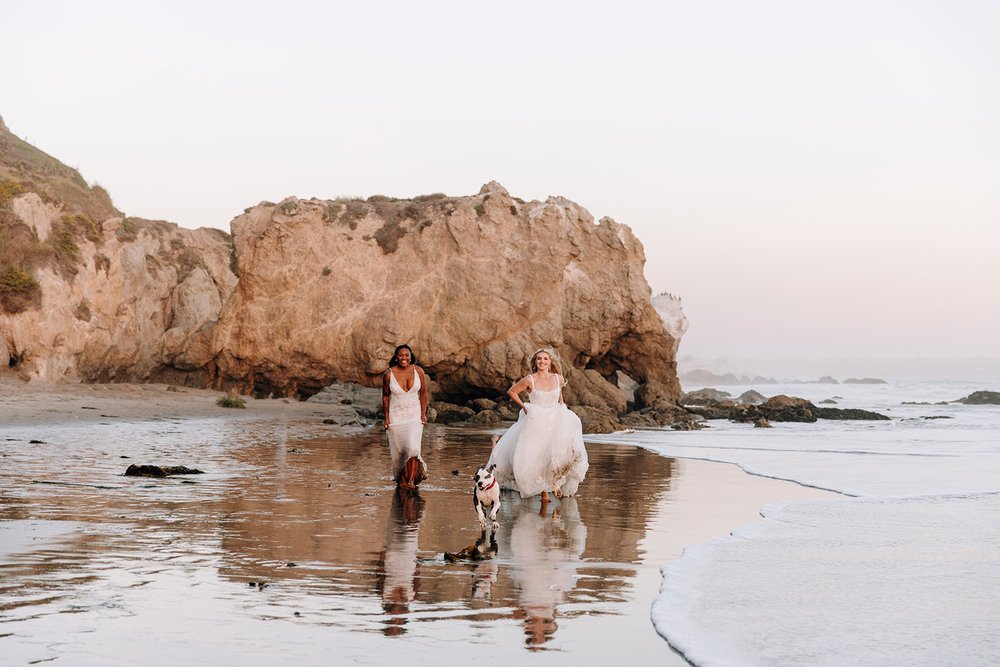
[216,396,247,409]
[0,177,26,205]
[0,266,41,313]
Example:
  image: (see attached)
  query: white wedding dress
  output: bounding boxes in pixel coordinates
[489,375,589,498]
[386,370,426,482]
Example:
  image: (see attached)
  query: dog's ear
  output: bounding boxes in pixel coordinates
[488,463,497,473]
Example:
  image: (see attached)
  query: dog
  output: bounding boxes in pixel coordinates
[473,463,501,531]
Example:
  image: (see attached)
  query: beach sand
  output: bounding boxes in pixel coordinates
[1,378,837,664]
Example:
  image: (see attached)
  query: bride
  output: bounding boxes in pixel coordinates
[488,348,589,500]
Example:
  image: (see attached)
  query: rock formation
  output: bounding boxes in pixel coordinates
[207,181,681,410]
[1,122,683,417]
[1,120,236,382]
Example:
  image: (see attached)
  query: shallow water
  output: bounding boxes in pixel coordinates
[597,380,1000,666]
[0,417,830,665]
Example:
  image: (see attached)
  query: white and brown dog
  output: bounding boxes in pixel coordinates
[473,463,501,531]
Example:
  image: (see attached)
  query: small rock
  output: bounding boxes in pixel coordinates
[452,469,460,476]
[286,562,297,567]
[124,464,205,477]
[754,418,772,428]
[819,399,837,405]
[30,440,45,444]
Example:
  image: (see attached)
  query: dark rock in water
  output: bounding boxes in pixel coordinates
[124,464,205,477]
[321,405,364,426]
[754,417,772,428]
[29,439,46,444]
[684,404,734,420]
[681,388,732,405]
[819,399,838,405]
[493,401,520,421]
[622,405,696,429]
[468,409,502,424]
[843,378,887,384]
[956,391,1000,405]
[671,419,705,431]
[429,401,476,423]
[726,395,890,423]
[468,398,498,412]
[812,407,890,420]
[736,389,766,404]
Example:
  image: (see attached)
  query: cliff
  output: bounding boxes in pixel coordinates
[1,121,682,413]
[208,182,681,410]
[0,120,237,382]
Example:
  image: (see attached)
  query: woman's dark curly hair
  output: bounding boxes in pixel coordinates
[389,344,417,368]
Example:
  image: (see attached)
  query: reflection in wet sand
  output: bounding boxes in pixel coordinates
[502,497,586,649]
[0,418,830,664]
[376,489,425,636]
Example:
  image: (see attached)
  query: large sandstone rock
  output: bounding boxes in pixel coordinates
[0,200,236,382]
[208,182,682,410]
[2,120,683,414]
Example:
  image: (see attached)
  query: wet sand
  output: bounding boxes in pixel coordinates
[0,381,837,665]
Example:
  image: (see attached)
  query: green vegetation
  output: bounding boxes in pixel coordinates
[0,177,26,205]
[216,396,247,409]
[117,218,137,241]
[0,266,41,313]
[0,126,120,223]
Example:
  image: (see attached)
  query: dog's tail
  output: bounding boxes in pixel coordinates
[491,435,500,448]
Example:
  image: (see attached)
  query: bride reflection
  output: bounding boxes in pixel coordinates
[499,496,587,649]
[375,488,425,636]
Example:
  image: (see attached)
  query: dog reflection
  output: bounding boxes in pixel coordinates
[375,488,425,636]
[445,530,499,600]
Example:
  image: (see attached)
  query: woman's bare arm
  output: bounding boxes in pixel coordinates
[417,367,428,424]
[507,375,532,411]
[382,371,392,429]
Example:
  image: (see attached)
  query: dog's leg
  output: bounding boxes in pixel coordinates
[475,498,488,530]
[489,502,500,532]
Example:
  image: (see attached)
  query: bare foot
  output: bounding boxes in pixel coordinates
[553,487,563,500]
[540,491,550,502]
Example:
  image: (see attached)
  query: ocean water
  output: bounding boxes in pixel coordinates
[589,380,1000,666]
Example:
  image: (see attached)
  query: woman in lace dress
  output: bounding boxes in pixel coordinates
[382,344,428,489]
[488,348,588,501]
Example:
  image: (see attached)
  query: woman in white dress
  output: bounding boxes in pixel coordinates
[382,344,428,489]
[488,348,589,501]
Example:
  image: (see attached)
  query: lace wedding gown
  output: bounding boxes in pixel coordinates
[489,375,589,498]
[386,370,426,482]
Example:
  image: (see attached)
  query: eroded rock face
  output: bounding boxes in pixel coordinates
[209,183,681,410]
[2,125,683,416]
[0,198,236,383]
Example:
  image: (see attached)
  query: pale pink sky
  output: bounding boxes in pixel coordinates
[3,1,997,361]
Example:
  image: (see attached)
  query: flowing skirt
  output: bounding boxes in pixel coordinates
[387,420,425,481]
[489,403,588,498]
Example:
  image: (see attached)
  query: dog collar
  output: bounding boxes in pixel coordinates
[483,478,497,491]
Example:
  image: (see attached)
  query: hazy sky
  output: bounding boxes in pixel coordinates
[3,1,998,362]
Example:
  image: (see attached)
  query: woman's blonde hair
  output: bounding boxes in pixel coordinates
[530,347,562,376]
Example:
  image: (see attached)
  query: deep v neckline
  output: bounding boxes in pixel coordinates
[391,368,418,393]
